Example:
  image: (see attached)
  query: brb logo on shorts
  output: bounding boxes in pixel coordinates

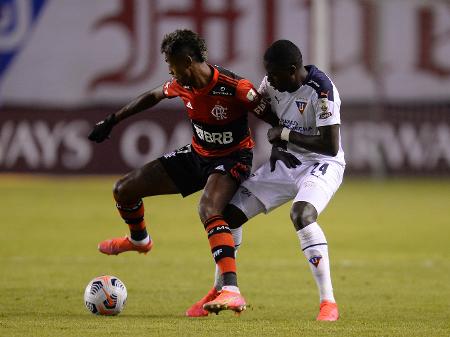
[0,0,47,83]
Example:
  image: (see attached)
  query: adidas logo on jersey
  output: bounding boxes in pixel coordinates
[214,165,225,171]
[186,101,193,109]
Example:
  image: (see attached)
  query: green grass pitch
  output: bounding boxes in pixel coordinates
[0,176,449,337]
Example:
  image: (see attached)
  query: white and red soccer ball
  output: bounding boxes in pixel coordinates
[84,275,127,315]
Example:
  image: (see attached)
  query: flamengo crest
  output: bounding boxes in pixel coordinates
[211,104,228,120]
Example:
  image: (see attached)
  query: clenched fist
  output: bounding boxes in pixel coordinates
[88,114,117,143]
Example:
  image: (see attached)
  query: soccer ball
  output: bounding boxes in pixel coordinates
[84,275,127,315]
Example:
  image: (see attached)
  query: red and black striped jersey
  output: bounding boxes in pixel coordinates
[162,64,263,157]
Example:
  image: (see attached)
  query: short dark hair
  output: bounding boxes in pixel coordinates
[264,40,302,68]
[160,29,208,62]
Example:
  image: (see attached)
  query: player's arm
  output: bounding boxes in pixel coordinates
[244,92,299,168]
[237,79,279,127]
[267,124,340,156]
[88,84,166,143]
[251,97,279,127]
[243,77,300,170]
[114,84,166,123]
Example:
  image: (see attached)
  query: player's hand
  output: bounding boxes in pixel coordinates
[270,146,301,172]
[88,114,117,143]
[267,126,284,143]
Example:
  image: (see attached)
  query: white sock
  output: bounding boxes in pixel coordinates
[297,222,335,303]
[214,227,243,290]
[222,285,240,293]
[231,226,243,251]
[129,235,150,246]
[213,264,222,290]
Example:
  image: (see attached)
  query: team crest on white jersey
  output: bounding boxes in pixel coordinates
[295,100,308,114]
[211,104,228,120]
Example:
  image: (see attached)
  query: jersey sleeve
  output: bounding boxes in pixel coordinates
[235,79,262,109]
[314,88,341,127]
[257,76,270,97]
[237,78,277,125]
[162,79,180,99]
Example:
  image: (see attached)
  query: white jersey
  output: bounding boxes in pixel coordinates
[258,65,345,166]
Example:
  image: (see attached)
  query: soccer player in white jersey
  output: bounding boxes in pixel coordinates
[186,40,344,321]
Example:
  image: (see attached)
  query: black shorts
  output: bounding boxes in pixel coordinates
[158,144,253,197]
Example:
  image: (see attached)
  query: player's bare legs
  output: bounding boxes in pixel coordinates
[291,201,339,321]
[197,173,246,315]
[98,160,179,255]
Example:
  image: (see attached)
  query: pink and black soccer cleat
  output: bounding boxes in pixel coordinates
[316,300,339,321]
[185,288,219,317]
[98,236,153,255]
[203,290,246,315]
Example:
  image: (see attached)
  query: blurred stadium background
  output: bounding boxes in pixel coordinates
[1,1,449,336]
[2,0,449,176]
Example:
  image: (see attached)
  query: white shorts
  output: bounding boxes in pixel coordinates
[230,160,345,220]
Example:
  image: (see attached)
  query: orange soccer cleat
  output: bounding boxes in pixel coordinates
[203,290,246,315]
[316,300,339,321]
[98,236,153,255]
[185,288,219,317]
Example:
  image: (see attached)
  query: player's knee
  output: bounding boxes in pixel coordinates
[223,204,248,229]
[113,178,125,201]
[290,202,317,231]
[198,202,219,224]
[113,177,134,203]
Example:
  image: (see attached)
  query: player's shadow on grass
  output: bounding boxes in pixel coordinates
[1,312,179,320]
[122,313,202,319]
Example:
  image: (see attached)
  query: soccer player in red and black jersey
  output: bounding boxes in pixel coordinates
[88,29,281,315]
